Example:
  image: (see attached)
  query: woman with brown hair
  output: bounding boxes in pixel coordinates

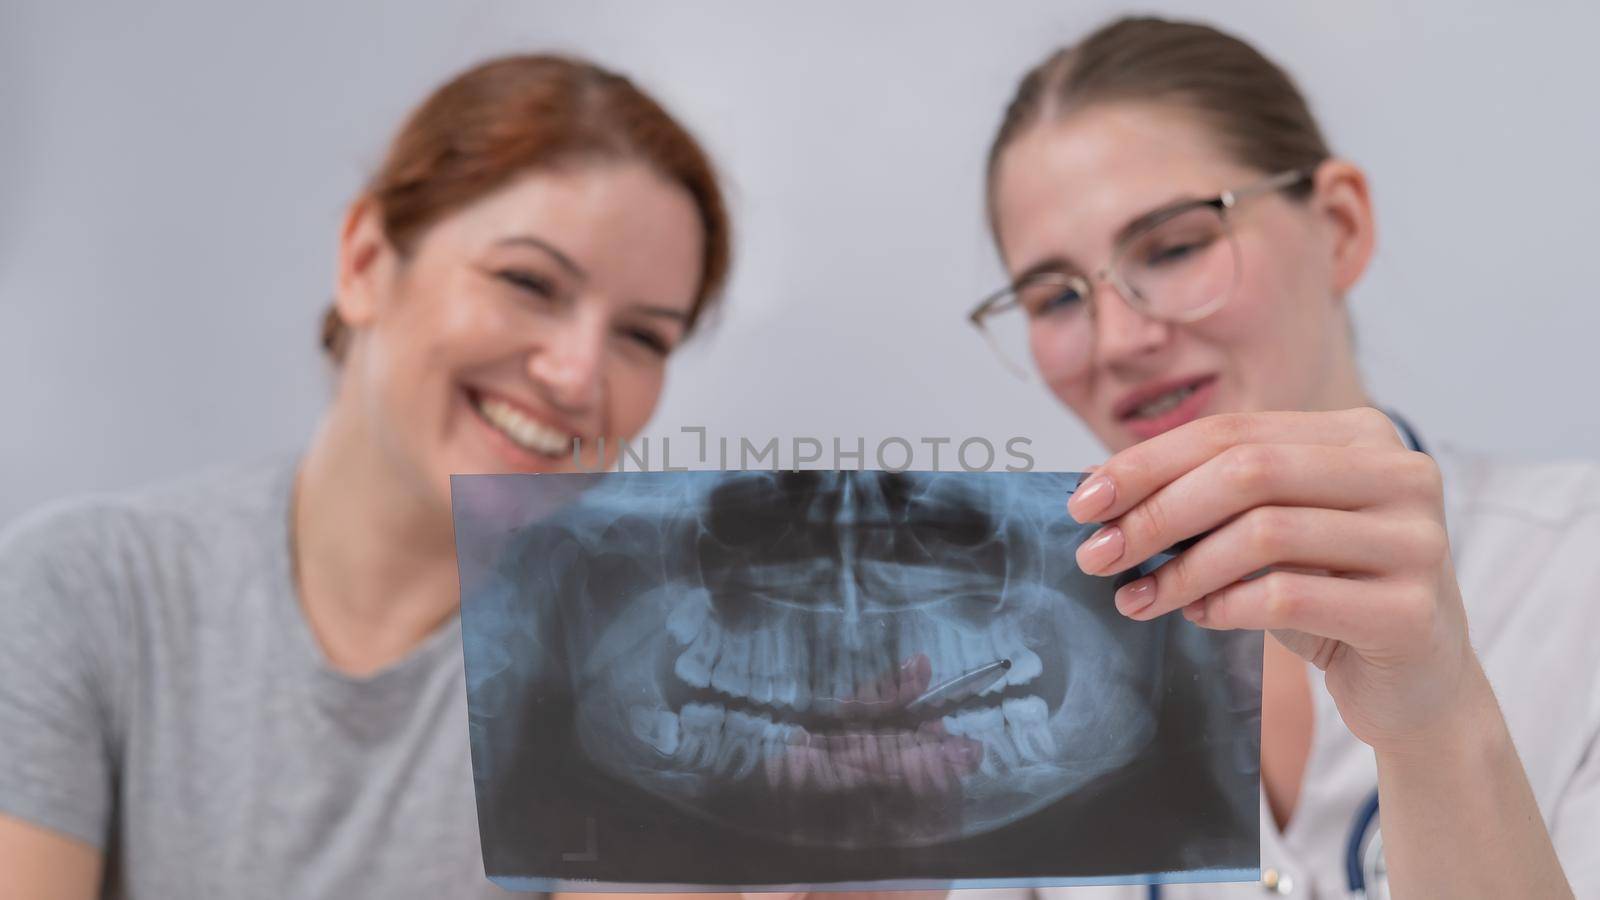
[970,15,1598,899]
[0,54,731,898]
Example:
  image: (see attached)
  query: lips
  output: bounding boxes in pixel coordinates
[465,386,590,468]
[1115,374,1219,441]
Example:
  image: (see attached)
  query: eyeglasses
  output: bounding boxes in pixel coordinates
[967,168,1313,380]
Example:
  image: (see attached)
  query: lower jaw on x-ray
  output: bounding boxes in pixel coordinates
[452,471,1262,892]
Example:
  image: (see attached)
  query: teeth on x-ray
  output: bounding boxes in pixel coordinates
[750,627,775,705]
[959,631,996,690]
[674,623,723,689]
[1002,696,1057,763]
[992,619,1044,690]
[629,707,682,757]
[649,693,1000,794]
[711,630,753,697]
[558,471,1162,848]
[1003,648,1043,688]
[671,616,1046,716]
[666,596,711,645]
[944,706,1020,775]
[715,710,769,779]
[678,703,726,770]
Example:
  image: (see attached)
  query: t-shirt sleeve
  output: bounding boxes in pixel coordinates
[0,504,125,850]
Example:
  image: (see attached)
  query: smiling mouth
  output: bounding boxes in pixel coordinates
[468,388,575,458]
[1119,374,1217,422]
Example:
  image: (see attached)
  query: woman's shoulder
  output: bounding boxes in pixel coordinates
[1434,447,1600,808]
[0,455,298,601]
[1437,446,1600,529]
[1436,446,1600,607]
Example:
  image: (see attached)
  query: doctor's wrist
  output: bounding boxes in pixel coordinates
[1372,657,1506,771]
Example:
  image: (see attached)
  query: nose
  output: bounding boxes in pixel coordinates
[525,306,606,413]
[1090,278,1172,369]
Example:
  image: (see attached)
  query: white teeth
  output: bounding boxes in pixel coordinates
[669,608,1051,761]
[1003,696,1056,763]
[628,707,680,756]
[665,594,710,646]
[676,703,725,769]
[959,629,1000,693]
[854,640,889,705]
[1004,648,1044,687]
[866,733,899,783]
[475,396,573,456]
[945,706,1016,775]
[918,735,951,792]
[830,643,856,709]
[896,615,924,666]
[716,710,768,779]
[808,636,834,712]
[864,733,896,786]
[933,620,964,684]
[992,617,1042,688]
[749,628,776,705]
[778,676,805,711]
[1132,384,1196,420]
[1002,695,1049,725]
[774,628,805,710]
[674,621,722,688]
[763,723,806,789]
[784,731,813,788]
[892,733,924,792]
[711,630,752,697]
[827,734,864,788]
[805,736,841,791]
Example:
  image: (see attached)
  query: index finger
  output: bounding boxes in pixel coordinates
[1068,408,1404,523]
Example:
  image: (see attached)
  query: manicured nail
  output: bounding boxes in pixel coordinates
[1116,577,1157,616]
[1077,525,1125,573]
[1069,473,1115,522]
[1182,599,1208,624]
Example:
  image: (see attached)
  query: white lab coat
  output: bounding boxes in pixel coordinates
[959,444,1600,898]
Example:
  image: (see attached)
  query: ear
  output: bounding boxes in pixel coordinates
[333,195,397,331]
[1309,159,1376,299]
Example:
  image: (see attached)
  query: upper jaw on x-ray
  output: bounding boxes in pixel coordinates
[546,471,1160,849]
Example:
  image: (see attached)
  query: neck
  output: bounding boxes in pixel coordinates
[292,392,460,677]
[1310,334,1374,413]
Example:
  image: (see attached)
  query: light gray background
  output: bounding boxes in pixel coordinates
[4,1,1598,523]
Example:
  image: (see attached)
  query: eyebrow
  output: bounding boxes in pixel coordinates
[1011,192,1204,285]
[494,235,587,280]
[628,304,691,323]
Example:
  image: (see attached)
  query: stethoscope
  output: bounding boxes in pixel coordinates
[1148,413,1425,900]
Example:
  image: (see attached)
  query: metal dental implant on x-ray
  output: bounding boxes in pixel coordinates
[906,658,1013,711]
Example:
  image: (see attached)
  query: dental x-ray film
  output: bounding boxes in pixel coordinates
[452,471,1262,893]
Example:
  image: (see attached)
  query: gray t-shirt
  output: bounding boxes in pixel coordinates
[0,458,521,898]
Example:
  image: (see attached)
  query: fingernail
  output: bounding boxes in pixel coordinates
[1076,525,1124,573]
[1115,577,1156,616]
[1069,473,1115,522]
[1182,599,1207,623]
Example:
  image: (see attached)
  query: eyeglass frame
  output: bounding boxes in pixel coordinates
[967,167,1316,377]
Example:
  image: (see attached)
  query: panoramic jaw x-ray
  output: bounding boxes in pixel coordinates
[453,471,1261,892]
